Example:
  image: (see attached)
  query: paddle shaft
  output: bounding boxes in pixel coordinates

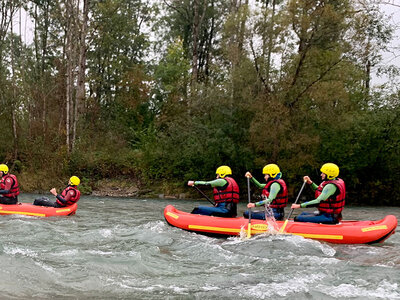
[279,180,307,233]
[247,176,252,238]
[193,185,215,205]
[287,180,307,220]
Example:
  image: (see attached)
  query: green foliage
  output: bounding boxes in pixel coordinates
[0,0,399,206]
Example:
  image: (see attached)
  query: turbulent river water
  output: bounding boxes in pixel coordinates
[0,194,399,299]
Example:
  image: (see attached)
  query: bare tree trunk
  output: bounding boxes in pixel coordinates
[191,0,207,87]
[66,25,72,153]
[72,0,89,150]
[10,18,18,160]
[265,0,276,87]
[191,0,200,85]
[237,0,248,56]
[41,1,50,140]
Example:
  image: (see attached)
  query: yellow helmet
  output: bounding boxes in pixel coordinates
[262,164,280,178]
[0,164,9,175]
[216,166,232,178]
[320,163,339,180]
[69,176,80,186]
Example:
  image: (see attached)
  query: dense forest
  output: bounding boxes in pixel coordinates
[0,0,399,205]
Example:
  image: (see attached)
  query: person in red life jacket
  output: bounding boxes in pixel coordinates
[291,163,345,224]
[33,176,81,207]
[244,164,288,221]
[0,164,20,205]
[187,165,239,217]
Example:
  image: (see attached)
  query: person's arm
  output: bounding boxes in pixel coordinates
[255,182,280,206]
[250,177,266,189]
[54,188,76,205]
[300,184,337,208]
[194,179,227,188]
[304,176,318,192]
[310,182,318,192]
[51,187,67,204]
[0,177,14,194]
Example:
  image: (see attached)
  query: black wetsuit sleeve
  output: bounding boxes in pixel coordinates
[56,194,67,204]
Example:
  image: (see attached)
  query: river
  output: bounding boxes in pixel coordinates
[0,194,399,299]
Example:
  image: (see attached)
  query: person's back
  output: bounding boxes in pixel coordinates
[245,164,288,221]
[0,164,19,205]
[33,176,81,207]
[188,166,239,217]
[291,163,345,224]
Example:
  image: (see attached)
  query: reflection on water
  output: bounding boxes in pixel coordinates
[0,194,398,299]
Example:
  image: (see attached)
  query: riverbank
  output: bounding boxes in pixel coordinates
[19,174,192,199]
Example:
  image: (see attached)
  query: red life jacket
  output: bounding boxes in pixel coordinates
[56,186,81,207]
[315,178,345,214]
[262,179,288,208]
[0,174,20,198]
[213,177,240,204]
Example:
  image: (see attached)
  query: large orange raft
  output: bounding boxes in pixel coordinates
[164,205,397,244]
[0,203,78,217]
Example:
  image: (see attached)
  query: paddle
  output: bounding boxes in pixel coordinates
[246,176,252,238]
[193,185,215,205]
[279,180,307,234]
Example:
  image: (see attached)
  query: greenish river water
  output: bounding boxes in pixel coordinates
[0,194,399,299]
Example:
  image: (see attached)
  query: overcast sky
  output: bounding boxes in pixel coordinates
[374,1,400,85]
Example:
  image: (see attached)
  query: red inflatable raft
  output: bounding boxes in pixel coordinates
[0,203,78,217]
[164,205,397,244]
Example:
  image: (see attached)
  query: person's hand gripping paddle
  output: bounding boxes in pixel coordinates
[246,176,252,238]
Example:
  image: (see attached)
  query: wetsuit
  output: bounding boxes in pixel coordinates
[191,177,239,217]
[295,178,345,224]
[243,173,287,220]
[34,185,81,207]
[0,173,19,204]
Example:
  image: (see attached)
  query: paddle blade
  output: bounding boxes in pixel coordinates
[247,223,251,238]
[279,220,288,234]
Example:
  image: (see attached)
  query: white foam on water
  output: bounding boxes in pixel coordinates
[240,272,326,298]
[105,278,133,289]
[142,220,166,232]
[105,279,189,295]
[126,250,141,259]
[33,261,58,274]
[281,234,336,256]
[225,236,247,244]
[52,249,78,256]
[375,263,395,268]
[302,255,339,265]
[86,250,114,256]
[4,246,38,257]
[318,243,336,257]
[99,228,112,238]
[201,285,220,291]
[323,280,400,299]
[168,285,189,294]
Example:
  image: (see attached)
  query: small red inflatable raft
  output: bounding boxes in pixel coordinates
[0,203,78,217]
[164,205,397,244]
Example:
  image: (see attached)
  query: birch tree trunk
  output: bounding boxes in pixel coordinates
[10,14,18,161]
[72,0,89,150]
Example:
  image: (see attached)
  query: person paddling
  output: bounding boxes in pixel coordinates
[0,164,20,205]
[291,163,345,224]
[244,164,288,221]
[33,176,81,207]
[188,166,239,217]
